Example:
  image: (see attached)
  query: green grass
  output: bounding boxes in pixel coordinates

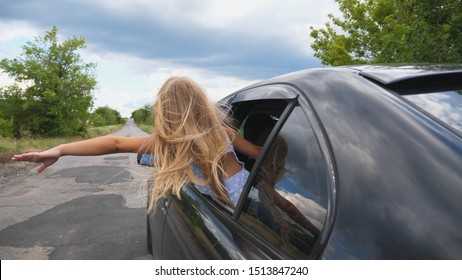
[0,123,125,156]
[136,123,155,134]
[87,124,125,137]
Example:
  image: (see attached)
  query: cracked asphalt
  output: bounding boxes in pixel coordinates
[0,119,153,259]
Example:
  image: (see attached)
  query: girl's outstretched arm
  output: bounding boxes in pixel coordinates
[12,135,154,173]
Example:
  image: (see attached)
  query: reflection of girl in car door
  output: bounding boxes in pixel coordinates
[12,77,261,211]
[254,134,321,240]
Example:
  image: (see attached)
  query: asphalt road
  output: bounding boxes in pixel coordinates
[0,119,153,259]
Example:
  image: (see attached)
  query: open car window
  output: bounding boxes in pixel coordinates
[192,99,291,212]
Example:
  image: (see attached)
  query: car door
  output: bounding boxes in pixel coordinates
[159,84,334,259]
[161,185,248,259]
[235,99,333,259]
[147,193,172,259]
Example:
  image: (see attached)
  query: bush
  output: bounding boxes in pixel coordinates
[91,106,123,127]
[132,104,152,125]
[0,118,14,138]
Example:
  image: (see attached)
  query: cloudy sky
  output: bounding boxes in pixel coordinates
[0,0,338,117]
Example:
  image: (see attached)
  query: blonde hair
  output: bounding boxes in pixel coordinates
[147,77,234,211]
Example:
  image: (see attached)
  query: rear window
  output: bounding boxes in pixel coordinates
[403,90,462,135]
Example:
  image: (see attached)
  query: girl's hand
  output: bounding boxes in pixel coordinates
[12,148,61,173]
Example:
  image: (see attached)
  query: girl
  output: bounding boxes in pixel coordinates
[12,77,261,210]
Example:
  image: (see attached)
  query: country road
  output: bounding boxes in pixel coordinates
[0,119,153,259]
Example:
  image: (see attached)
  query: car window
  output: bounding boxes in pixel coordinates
[403,90,462,134]
[193,99,289,212]
[239,105,328,259]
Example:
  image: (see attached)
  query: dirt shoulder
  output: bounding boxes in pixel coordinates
[0,155,34,186]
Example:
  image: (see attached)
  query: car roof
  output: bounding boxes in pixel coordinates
[229,64,462,100]
[343,64,462,87]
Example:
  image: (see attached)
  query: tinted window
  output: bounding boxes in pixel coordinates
[239,106,328,258]
[403,90,462,134]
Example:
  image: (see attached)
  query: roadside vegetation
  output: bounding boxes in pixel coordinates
[309,0,462,65]
[0,123,125,156]
[0,27,97,139]
[132,104,154,134]
[0,27,127,158]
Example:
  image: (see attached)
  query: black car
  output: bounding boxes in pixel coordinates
[142,65,462,259]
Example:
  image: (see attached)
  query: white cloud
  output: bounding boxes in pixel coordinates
[81,49,256,117]
[0,71,15,86]
[405,92,462,133]
[0,70,35,90]
[92,0,274,29]
[87,0,338,56]
[0,20,39,42]
[0,0,339,117]
[0,20,39,58]
[276,189,327,229]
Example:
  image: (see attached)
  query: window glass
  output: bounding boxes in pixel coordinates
[240,106,328,258]
[403,90,462,134]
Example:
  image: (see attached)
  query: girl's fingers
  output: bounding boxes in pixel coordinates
[37,163,48,173]
[12,153,41,162]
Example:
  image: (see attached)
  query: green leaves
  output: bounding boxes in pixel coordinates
[309,0,462,65]
[131,104,152,126]
[91,106,123,127]
[0,26,97,138]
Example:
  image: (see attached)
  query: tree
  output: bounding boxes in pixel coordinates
[91,106,123,127]
[309,0,462,66]
[0,85,25,138]
[0,26,97,137]
[131,104,152,125]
